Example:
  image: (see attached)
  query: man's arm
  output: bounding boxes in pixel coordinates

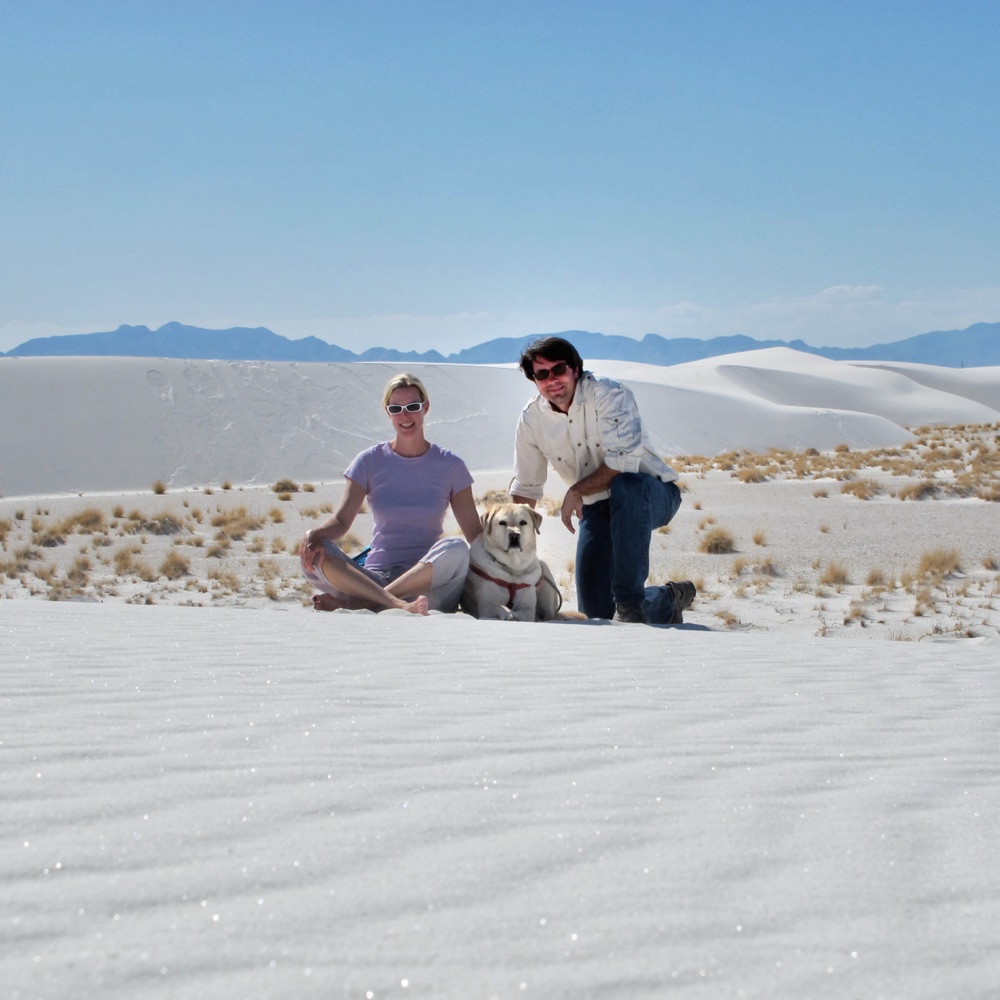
[559,463,619,533]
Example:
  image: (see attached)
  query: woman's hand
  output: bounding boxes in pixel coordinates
[300,528,325,561]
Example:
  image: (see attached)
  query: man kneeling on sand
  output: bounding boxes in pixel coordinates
[510,336,696,625]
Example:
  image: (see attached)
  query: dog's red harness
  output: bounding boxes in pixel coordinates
[470,564,542,606]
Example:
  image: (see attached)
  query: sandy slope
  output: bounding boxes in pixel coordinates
[2,351,998,496]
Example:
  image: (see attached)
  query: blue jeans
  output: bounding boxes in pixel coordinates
[576,474,682,622]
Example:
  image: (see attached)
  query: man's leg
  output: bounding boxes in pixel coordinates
[608,476,685,622]
[576,500,616,619]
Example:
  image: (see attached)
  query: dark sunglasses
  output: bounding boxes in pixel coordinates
[386,401,426,414]
[530,361,570,382]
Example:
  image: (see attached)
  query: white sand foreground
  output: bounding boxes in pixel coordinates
[3,601,999,999]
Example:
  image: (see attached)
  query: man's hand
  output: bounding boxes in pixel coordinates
[560,488,584,533]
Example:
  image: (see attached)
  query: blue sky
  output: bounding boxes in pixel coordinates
[2,0,999,354]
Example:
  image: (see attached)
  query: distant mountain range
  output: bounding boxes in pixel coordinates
[4,320,999,368]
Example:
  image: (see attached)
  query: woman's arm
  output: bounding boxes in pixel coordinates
[450,486,483,544]
[303,478,367,548]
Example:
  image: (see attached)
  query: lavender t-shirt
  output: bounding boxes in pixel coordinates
[344,442,474,572]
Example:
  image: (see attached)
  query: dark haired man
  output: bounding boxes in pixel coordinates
[510,336,695,624]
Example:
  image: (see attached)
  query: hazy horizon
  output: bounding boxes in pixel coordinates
[3,2,1000,355]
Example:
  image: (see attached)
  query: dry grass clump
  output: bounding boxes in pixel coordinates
[211,506,264,541]
[159,550,190,580]
[896,480,939,502]
[700,526,735,554]
[669,422,1000,502]
[129,513,186,536]
[477,488,511,506]
[272,479,299,494]
[819,563,850,588]
[735,466,770,484]
[917,548,962,580]
[840,478,881,500]
[113,545,142,575]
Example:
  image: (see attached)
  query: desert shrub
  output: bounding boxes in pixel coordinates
[138,514,185,536]
[152,480,168,495]
[208,567,242,591]
[917,548,961,579]
[820,563,850,587]
[977,482,1000,502]
[33,522,66,547]
[897,480,938,501]
[160,551,190,579]
[258,557,281,580]
[841,479,880,500]
[64,508,107,533]
[700,526,735,554]
[211,506,263,539]
[272,479,299,494]
[135,561,158,583]
[113,545,142,575]
[752,528,767,546]
[477,488,511,506]
[735,467,768,484]
[66,555,91,586]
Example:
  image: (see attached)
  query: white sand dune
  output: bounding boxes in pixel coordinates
[2,349,1000,996]
[2,350,998,496]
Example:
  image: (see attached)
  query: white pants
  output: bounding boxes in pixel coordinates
[310,536,470,613]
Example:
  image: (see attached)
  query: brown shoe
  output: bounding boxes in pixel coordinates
[614,601,648,624]
[665,580,696,624]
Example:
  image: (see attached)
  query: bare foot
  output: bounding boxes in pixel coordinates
[399,595,430,616]
[312,593,349,612]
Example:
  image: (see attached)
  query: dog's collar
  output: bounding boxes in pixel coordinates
[470,563,541,604]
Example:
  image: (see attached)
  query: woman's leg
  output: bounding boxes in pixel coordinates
[301,542,428,615]
[387,537,470,612]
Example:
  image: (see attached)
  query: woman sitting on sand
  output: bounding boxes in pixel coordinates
[299,373,482,615]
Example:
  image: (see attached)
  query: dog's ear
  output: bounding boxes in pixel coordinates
[483,506,498,532]
[529,507,543,534]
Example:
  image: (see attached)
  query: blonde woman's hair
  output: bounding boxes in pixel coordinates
[381,373,429,409]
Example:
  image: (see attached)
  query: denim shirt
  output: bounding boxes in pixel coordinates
[510,372,677,504]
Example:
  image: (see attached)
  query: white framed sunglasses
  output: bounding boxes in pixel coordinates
[386,400,426,414]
